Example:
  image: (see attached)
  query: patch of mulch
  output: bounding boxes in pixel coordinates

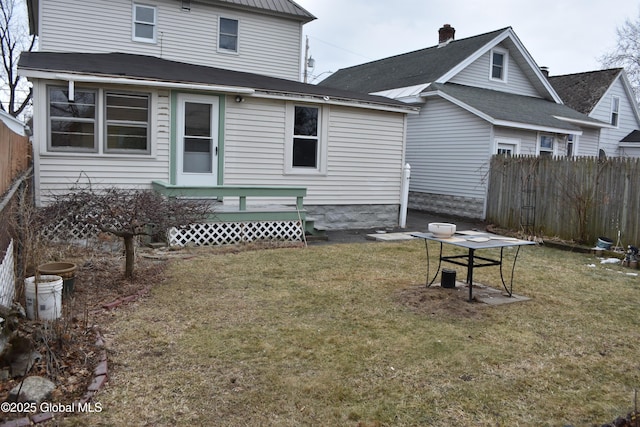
[0,243,167,424]
[394,284,485,319]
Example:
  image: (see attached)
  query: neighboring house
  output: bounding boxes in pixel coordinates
[19,0,418,238]
[319,25,609,219]
[548,68,640,158]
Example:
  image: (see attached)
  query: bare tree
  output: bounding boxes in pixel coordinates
[0,0,35,117]
[42,187,212,278]
[600,10,640,100]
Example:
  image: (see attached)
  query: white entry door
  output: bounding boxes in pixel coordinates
[176,94,219,186]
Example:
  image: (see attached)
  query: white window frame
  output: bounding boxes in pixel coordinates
[611,96,620,127]
[47,86,98,153]
[489,47,508,82]
[46,85,153,156]
[104,91,151,154]
[495,137,520,156]
[566,134,578,157]
[538,134,555,157]
[284,103,328,175]
[132,4,157,43]
[218,16,239,54]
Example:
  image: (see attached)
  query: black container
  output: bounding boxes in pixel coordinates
[441,269,456,288]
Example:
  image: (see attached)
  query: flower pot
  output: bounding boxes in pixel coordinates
[38,262,77,298]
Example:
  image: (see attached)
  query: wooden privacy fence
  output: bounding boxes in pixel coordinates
[486,155,640,246]
[0,119,31,196]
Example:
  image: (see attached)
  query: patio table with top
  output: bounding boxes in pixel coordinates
[410,231,536,302]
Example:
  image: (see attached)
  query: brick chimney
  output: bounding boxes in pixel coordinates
[438,24,455,44]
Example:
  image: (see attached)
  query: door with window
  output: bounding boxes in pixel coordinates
[176,94,219,186]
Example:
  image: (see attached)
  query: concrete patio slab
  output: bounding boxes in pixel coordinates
[365,231,418,241]
[433,281,530,305]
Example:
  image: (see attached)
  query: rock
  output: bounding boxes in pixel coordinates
[9,376,56,403]
[10,351,41,377]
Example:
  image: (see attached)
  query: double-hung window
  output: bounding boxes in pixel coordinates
[490,48,508,82]
[539,134,554,157]
[292,106,319,168]
[218,17,239,53]
[48,87,97,152]
[105,92,150,153]
[611,96,620,127]
[133,4,157,43]
[47,86,151,155]
[285,103,327,174]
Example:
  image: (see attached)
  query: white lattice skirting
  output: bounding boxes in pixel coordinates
[168,220,304,247]
[0,240,15,308]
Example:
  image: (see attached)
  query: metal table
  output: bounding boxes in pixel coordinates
[411,231,536,302]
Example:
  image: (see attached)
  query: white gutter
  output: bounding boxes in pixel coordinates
[553,115,613,129]
[44,72,257,95]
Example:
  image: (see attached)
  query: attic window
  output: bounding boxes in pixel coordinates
[133,4,157,43]
[611,96,620,127]
[490,48,508,82]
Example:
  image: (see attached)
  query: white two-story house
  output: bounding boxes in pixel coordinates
[20,0,417,242]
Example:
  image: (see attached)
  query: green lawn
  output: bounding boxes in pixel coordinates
[67,240,640,426]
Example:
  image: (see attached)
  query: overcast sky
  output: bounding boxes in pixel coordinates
[295,0,640,83]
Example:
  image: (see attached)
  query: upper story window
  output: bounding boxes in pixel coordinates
[133,4,157,43]
[490,48,508,82]
[218,17,239,53]
[48,87,98,152]
[611,96,620,127]
[47,86,151,155]
[539,134,555,157]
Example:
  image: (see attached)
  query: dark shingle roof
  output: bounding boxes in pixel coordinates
[621,130,640,143]
[548,68,622,114]
[319,27,509,93]
[427,83,605,131]
[18,52,411,110]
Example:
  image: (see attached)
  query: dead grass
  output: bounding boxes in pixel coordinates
[64,240,640,426]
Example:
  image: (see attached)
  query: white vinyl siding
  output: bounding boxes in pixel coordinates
[406,97,491,200]
[224,97,406,205]
[39,0,303,81]
[32,81,170,205]
[590,78,640,157]
[450,47,540,97]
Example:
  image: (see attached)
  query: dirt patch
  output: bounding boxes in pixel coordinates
[394,284,486,319]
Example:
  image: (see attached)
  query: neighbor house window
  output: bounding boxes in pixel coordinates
[133,4,156,43]
[539,134,554,157]
[611,96,620,127]
[567,134,576,157]
[490,48,508,81]
[48,87,97,152]
[218,17,238,52]
[105,92,150,153]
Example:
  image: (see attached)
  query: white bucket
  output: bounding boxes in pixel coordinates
[25,275,63,320]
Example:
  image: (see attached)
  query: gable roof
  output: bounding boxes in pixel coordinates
[320,28,508,94]
[18,52,415,113]
[319,26,559,102]
[548,68,622,114]
[425,83,606,133]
